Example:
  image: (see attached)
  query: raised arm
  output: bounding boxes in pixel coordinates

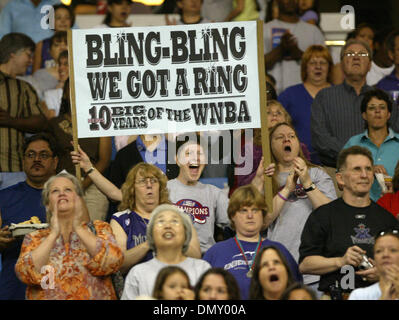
[71,145,122,202]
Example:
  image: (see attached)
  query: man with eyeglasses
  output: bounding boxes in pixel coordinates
[311,39,399,196]
[0,133,58,300]
[0,33,47,190]
[299,146,399,300]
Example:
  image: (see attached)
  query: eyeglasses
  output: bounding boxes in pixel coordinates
[154,218,181,227]
[135,177,159,186]
[344,51,369,58]
[308,60,328,66]
[375,228,399,240]
[24,151,53,160]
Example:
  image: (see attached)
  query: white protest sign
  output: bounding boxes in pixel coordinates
[69,21,261,138]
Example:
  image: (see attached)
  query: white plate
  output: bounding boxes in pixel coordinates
[9,223,49,237]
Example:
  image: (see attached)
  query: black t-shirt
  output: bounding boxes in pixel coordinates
[299,197,399,293]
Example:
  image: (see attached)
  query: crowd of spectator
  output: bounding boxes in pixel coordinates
[1,0,399,302]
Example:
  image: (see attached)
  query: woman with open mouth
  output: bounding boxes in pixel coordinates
[121,204,210,300]
[265,122,336,295]
[249,246,296,300]
[15,172,123,300]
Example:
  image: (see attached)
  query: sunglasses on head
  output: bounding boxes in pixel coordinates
[375,228,399,241]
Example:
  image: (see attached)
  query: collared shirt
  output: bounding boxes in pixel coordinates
[375,69,399,93]
[0,0,60,43]
[311,81,399,167]
[0,71,44,172]
[136,135,167,174]
[343,128,399,201]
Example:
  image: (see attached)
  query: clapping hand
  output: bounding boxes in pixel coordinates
[380,265,399,300]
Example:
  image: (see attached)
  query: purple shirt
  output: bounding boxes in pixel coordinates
[111,210,154,263]
[203,237,302,300]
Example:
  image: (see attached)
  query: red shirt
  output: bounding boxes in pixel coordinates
[377,192,399,218]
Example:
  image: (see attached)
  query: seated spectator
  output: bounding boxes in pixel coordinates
[21,31,67,99]
[111,162,201,274]
[33,4,74,73]
[0,133,58,300]
[121,204,211,300]
[331,23,376,85]
[310,39,399,195]
[278,44,333,164]
[194,267,241,300]
[262,122,336,291]
[377,160,399,219]
[168,135,231,254]
[376,29,399,98]
[152,266,194,300]
[0,0,60,44]
[15,172,124,300]
[298,0,319,25]
[343,89,399,202]
[94,0,132,28]
[235,100,311,189]
[71,134,267,253]
[224,0,259,22]
[43,49,69,119]
[44,79,112,221]
[299,146,399,299]
[349,228,399,300]
[0,33,46,190]
[249,245,296,300]
[203,184,302,300]
[263,0,325,93]
[280,282,318,300]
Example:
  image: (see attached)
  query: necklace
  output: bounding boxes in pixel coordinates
[233,235,262,278]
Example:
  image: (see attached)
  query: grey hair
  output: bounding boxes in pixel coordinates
[340,38,373,61]
[146,204,193,254]
[42,171,84,223]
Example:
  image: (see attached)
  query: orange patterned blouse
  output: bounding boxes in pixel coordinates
[15,221,123,300]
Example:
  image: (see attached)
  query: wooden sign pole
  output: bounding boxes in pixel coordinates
[257,20,273,212]
[67,30,81,182]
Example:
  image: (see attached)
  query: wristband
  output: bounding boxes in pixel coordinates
[277,191,288,201]
[85,167,95,175]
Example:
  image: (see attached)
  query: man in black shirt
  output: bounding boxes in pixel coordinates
[299,146,399,299]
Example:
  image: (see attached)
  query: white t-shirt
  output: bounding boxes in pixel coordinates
[348,282,381,300]
[167,178,230,253]
[121,257,211,300]
[366,61,395,86]
[43,88,63,116]
[263,19,325,94]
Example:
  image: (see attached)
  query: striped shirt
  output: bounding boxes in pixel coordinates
[0,71,44,172]
[310,81,399,167]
